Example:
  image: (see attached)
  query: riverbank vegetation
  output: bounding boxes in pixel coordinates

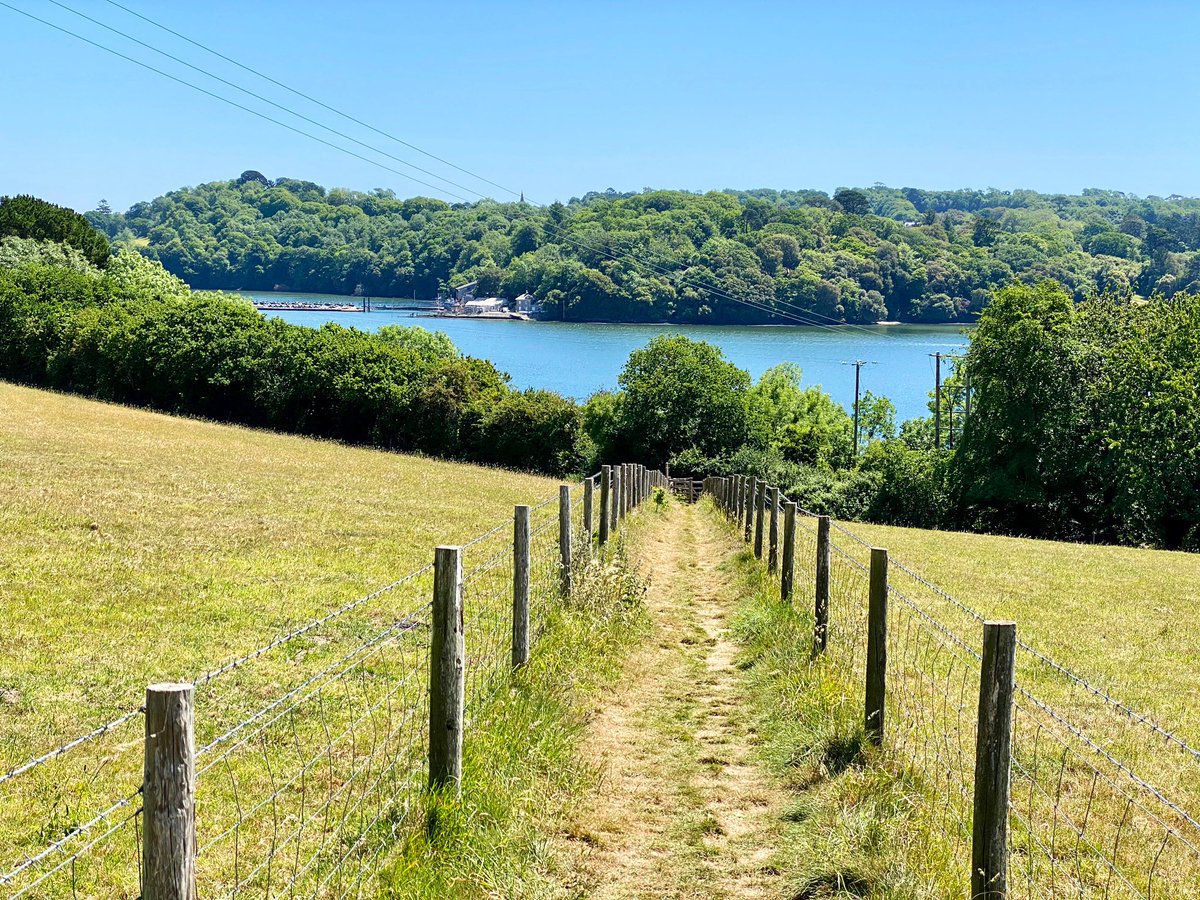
[6,192,1200,550]
[86,175,1200,324]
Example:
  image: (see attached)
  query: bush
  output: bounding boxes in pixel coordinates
[0,256,579,476]
[0,195,110,268]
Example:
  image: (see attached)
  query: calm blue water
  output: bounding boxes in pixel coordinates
[248,294,970,422]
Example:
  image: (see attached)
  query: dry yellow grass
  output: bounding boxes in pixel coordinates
[0,380,558,763]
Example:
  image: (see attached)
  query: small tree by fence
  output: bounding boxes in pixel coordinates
[0,465,668,899]
[699,474,1200,899]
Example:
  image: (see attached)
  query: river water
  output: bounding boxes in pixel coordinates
[251,294,970,423]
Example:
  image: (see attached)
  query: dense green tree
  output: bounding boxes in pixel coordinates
[1,195,110,268]
[833,188,870,216]
[950,281,1090,536]
[614,336,751,464]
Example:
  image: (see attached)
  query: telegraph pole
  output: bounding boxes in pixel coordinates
[846,360,872,457]
[931,352,943,450]
[948,382,954,449]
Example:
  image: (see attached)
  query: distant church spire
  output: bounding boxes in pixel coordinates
[520,192,525,203]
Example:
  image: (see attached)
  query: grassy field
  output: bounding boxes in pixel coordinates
[0,381,559,756]
[0,381,574,898]
[762,511,1200,897]
[847,520,1200,745]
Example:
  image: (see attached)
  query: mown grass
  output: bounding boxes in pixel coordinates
[379,537,650,899]
[846,520,1200,744]
[830,519,1200,897]
[718,499,1200,897]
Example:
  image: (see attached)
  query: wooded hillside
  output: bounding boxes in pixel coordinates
[87,177,1200,323]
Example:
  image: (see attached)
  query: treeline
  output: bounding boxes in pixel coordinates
[86,174,1200,325]
[678,282,1200,551]
[0,198,584,475]
[8,195,1200,549]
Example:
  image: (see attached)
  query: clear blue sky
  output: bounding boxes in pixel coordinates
[2,0,1198,213]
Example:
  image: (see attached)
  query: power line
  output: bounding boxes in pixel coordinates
[5,1,902,336]
[45,0,483,202]
[85,7,906,337]
[101,0,519,201]
[101,4,909,339]
[0,1,472,203]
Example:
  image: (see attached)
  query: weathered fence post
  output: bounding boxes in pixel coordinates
[599,466,611,547]
[559,485,573,596]
[754,482,766,560]
[742,476,752,541]
[512,506,531,668]
[768,486,780,574]
[430,545,465,793]
[865,547,888,745]
[614,465,624,528]
[583,477,594,555]
[781,501,796,603]
[142,683,196,900]
[972,621,1017,900]
[814,515,831,654]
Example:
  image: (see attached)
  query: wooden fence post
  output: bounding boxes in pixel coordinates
[513,505,531,668]
[814,515,831,654]
[754,481,766,560]
[972,621,1017,900]
[583,477,594,554]
[768,486,780,574]
[742,476,752,542]
[781,501,796,603]
[614,465,624,528]
[599,466,611,547]
[142,683,196,900]
[744,480,753,542]
[865,547,888,745]
[559,485,573,596]
[430,546,465,793]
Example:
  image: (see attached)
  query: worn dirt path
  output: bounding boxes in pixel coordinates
[562,502,783,899]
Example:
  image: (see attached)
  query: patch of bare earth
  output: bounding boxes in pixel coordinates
[561,503,781,899]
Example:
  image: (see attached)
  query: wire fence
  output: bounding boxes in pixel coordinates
[703,474,1200,898]
[1,467,657,900]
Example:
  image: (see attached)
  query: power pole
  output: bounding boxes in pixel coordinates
[931,352,942,450]
[854,360,864,457]
[948,384,954,449]
[846,360,871,457]
[965,371,972,422]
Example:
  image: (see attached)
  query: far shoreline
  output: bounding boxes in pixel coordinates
[237,290,975,329]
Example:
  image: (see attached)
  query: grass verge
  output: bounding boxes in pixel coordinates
[725,518,961,899]
[380,539,650,899]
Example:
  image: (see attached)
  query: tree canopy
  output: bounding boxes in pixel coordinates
[87,177,1200,324]
[2,195,110,268]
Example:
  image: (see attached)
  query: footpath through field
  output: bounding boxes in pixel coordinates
[565,501,782,899]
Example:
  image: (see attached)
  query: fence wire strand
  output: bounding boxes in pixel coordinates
[700,475,1200,899]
